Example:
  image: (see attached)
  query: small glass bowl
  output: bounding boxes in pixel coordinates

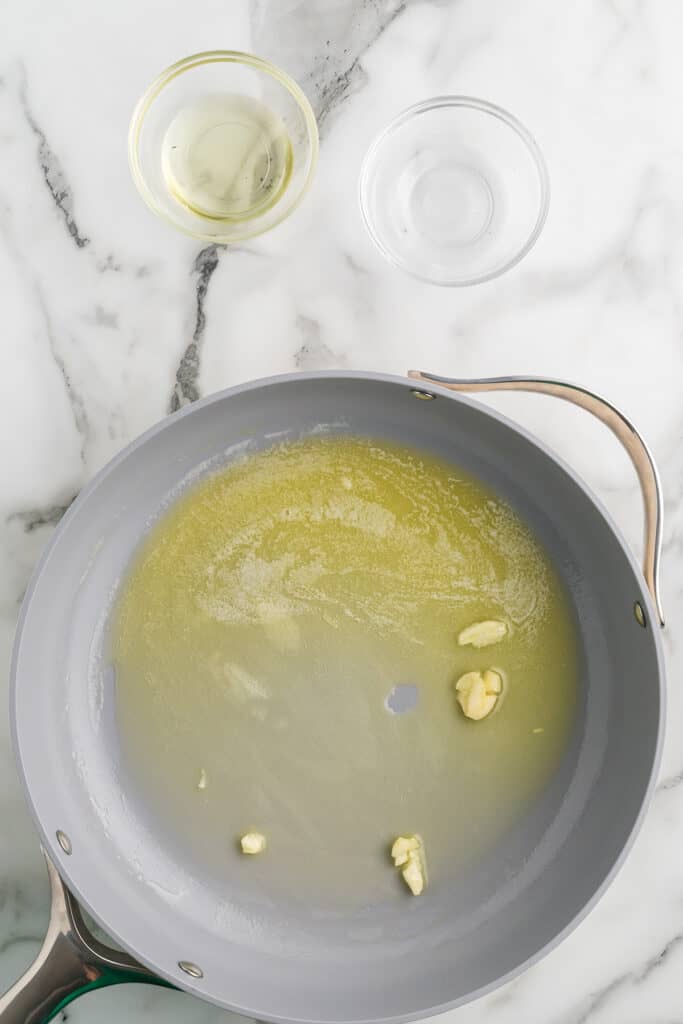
[359,97,549,286]
[128,51,319,243]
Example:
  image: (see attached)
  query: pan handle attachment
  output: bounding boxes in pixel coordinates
[0,851,171,1024]
[407,370,664,627]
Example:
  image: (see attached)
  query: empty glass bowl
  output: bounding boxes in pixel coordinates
[359,97,549,286]
[128,51,319,243]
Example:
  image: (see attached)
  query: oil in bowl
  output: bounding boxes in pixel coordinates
[129,52,318,243]
[161,94,293,222]
[110,437,580,909]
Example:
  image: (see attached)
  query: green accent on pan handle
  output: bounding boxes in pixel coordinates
[0,852,173,1024]
[408,371,665,627]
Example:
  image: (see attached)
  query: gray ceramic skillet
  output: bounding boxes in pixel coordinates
[1,371,665,1024]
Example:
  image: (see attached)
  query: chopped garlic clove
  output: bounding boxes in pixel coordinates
[402,855,425,895]
[457,620,507,649]
[197,769,208,790]
[483,669,502,694]
[240,832,267,855]
[391,834,427,894]
[455,669,503,720]
[391,834,420,867]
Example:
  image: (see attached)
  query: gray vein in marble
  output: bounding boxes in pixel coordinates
[94,253,152,277]
[313,54,368,134]
[90,305,119,329]
[657,768,683,793]
[294,314,344,369]
[18,72,89,249]
[36,287,88,462]
[253,0,407,135]
[343,250,368,275]
[1,78,149,278]
[640,935,683,981]
[169,245,223,413]
[0,198,88,483]
[311,0,407,133]
[563,933,683,1023]
[8,497,77,533]
[95,253,122,273]
[570,975,627,1024]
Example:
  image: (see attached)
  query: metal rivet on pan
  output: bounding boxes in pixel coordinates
[178,961,203,979]
[634,601,647,628]
[410,389,436,401]
[56,830,72,855]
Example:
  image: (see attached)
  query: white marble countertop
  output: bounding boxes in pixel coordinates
[1,1,682,1022]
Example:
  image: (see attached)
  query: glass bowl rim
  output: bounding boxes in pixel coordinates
[358,95,550,287]
[128,49,320,243]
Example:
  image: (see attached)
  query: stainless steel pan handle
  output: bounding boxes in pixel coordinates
[0,852,169,1024]
[408,370,664,627]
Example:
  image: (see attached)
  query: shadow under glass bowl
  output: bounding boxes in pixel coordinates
[128,50,319,244]
[359,96,550,286]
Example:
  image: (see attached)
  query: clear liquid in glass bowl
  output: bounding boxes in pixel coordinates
[359,97,549,287]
